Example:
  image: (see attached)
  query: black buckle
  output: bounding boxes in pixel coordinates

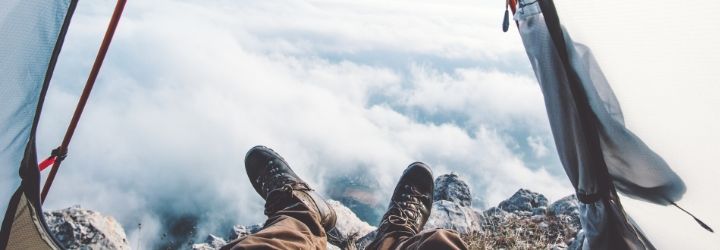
[51,147,68,162]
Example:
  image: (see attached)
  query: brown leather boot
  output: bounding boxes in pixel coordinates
[245,145,337,232]
[377,162,434,236]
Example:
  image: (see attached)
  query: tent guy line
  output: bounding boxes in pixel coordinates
[40,0,127,204]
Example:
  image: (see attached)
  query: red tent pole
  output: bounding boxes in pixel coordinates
[41,0,128,204]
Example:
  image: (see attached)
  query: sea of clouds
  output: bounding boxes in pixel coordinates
[5,0,581,247]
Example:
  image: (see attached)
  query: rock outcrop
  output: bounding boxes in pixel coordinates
[191,176,583,250]
[433,173,472,206]
[498,188,549,214]
[191,234,227,250]
[44,206,131,250]
[548,194,581,225]
[423,173,483,234]
[44,173,583,250]
[477,189,582,249]
[227,224,262,241]
[424,200,484,234]
[326,199,377,248]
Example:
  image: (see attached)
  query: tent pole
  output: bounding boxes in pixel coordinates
[41,0,128,204]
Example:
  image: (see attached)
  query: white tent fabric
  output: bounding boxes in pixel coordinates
[514,0,692,248]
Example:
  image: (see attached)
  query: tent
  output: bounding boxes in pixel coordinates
[1,0,717,248]
[0,0,125,248]
[510,0,716,248]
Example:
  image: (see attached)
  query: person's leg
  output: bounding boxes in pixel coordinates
[222,146,336,250]
[371,229,467,250]
[367,162,469,250]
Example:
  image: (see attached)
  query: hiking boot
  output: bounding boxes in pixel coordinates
[377,162,434,235]
[245,145,336,231]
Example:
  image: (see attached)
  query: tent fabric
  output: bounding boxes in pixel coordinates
[0,0,73,217]
[514,0,686,248]
[0,0,78,249]
[4,193,60,250]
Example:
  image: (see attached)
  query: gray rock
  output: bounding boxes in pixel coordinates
[192,225,262,250]
[549,195,581,228]
[433,173,472,207]
[517,210,533,217]
[549,195,580,217]
[423,200,483,234]
[326,199,376,249]
[328,199,376,238]
[481,192,583,249]
[498,189,548,213]
[192,243,217,250]
[190,234,226,249]
[530,215,545,222]
[483,206,508,217]
[44,206,130,250]
[532,206,547,216]
[422,173,484,234]
[207,234,227,246]
[228,224,262,241]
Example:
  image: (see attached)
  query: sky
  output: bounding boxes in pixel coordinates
[2,0,719,248]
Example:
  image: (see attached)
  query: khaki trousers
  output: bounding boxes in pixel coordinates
[222,192,468,250]
[365,229,468,250]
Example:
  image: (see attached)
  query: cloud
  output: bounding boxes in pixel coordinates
[20,0,572,247]
[527,136,548,158]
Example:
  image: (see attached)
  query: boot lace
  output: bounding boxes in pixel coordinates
[257,159,315,216]
[381,184,429,233]
[255,159,309,195]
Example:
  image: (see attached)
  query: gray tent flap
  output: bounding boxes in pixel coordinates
[514,0,687,248]
[0,0,77,249]
[578,195,653,249]
[568,37,685,205]
[515,0,684,205]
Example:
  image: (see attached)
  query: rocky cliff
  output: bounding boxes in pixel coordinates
[45,173,583,250]
[44,206,131,249]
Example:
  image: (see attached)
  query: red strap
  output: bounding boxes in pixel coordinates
[38,156,57,171]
